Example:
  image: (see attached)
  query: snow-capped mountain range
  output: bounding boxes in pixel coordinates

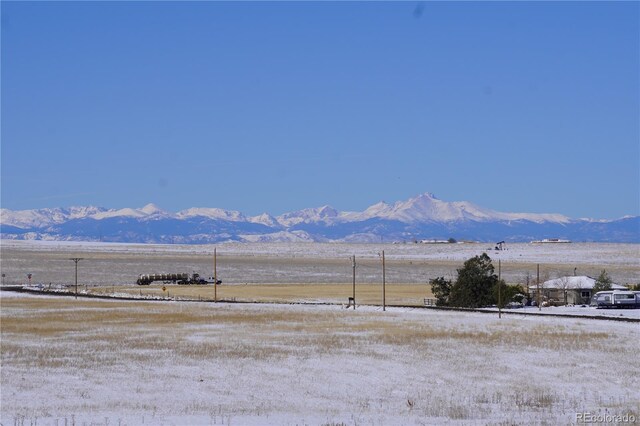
[1,193,638,243]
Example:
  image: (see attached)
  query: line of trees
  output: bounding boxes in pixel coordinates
[430,253,523,308]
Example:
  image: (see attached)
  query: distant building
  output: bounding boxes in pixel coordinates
[528,275,627,305]
[419,239,450,244]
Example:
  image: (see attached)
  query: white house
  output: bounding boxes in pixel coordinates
[528,275,627,305]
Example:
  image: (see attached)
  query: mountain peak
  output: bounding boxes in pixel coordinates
[140,203,165,215]
[249,213,280,227]
[418,192,437,200]
[317,205,338,218]
[362,201,392,217]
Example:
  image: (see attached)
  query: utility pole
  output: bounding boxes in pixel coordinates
[69,258,83,299]
[214,248,217,303]
[352,255,356,310]
[498,259,502,319]
[537,263,541,311]
[381,250,386,312]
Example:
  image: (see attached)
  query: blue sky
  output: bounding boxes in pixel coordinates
[2,1,638,219]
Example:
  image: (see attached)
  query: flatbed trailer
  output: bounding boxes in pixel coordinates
[136,273,219,286]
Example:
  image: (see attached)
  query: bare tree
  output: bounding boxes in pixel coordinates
[572,277,589,304]
[556,276,572,305]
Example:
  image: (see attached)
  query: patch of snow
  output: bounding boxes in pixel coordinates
[276,205,339,226]
[0,206,106,228]
[138,203,173,217]
[247,213,281,227]
[239,231,316,243]
[485,304,640,320]
[90,207,149,220]
[177,207,246,222]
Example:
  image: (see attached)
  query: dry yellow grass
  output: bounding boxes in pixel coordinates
[1,294,625,377]
[0,294,614,354]
[3,293,638,424]
[88,282,433,306]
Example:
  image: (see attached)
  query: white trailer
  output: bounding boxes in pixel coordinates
[592,290,640,309]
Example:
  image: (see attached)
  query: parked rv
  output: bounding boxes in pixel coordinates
[592,290,640,309]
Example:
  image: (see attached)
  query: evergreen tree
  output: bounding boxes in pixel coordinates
[449,253,499,308]
[493,282,521,308]
[429,276,452,306]
[593,270,613,293]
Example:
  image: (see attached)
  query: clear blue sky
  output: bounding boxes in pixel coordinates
[2,1,638,219]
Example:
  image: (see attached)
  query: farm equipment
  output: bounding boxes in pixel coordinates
[136,273,220,286]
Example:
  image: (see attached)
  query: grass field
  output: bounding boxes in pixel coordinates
[2,241,639,288]
[1,292,639,425]
[88,282,432,306]
[2,241,639,424]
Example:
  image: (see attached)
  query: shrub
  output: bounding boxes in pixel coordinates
[493,283,524,308]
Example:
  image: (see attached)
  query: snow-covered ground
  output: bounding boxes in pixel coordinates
[1,291,638,425]
[484,304,640,320]
[10,285,640,321]
[3,239,639,266]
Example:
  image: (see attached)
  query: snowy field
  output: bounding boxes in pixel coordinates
[3,239,639,265]
[1,240,639,287]
[1,291,639,426]
[483,305,640,320]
